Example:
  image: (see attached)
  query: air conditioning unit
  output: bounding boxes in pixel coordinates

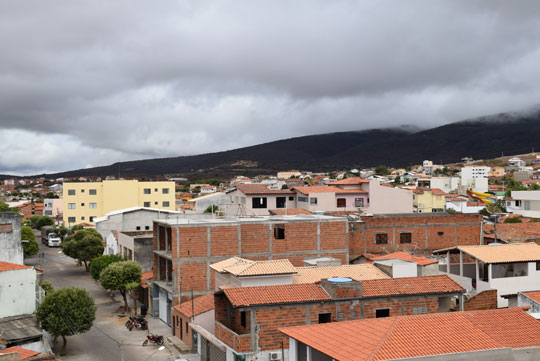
[269,352,282,361]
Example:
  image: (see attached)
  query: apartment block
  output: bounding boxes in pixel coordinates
[151,215,349,325]
[62,180,175,225]
[349,213,483,257]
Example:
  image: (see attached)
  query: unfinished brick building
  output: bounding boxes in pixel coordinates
[211,275,464,361]
[349,213,483,258]
[151,215,349,325]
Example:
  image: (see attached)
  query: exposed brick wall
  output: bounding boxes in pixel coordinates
[179,227,207,258]
[255,307,307,350]
[241,224,270,254]
[464,289,498,311]
[179,262,207,293]
[349,214,482,258]
[363,299,403,318]
[215,321,251,353]
[211,226,238,256]
[320,222,348,250]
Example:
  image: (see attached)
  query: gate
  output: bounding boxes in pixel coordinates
[200,337,226,361]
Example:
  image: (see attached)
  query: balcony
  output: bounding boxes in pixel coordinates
[215,321,251,353]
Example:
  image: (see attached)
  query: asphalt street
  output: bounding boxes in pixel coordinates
[26,234,198,361]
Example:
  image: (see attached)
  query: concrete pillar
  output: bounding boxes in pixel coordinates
[488,264,492,282]
[307,346,312,361]
[289,338,297,361]
[446,251,450,274]
[475,259,479,290]
[459,294,464,311]
[459,250,463,277]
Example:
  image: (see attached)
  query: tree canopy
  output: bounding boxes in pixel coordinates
[61,229,104,271]
[27,215,54,229]
[89,254,123,281]
[375,165,389,176]
[36,287,96,355]
[21,225,39,257]
[100,261,142,310]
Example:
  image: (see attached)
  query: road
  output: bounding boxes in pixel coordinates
[26,236,198,361]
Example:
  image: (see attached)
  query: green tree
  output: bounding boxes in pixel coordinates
[36,216,54,229]
[36,287,96,355]
[21,225,39,257]
[0,202,16,212]
[61,229,104,272]
[393,176,401,185]
[281,184,289,190]
[375,165,389,176]
[504,217,523,223]
[89,255,123,281]
[41,280,54,295]
[203,205,220,214]
[100,261,142,310]
[53,225,69,240]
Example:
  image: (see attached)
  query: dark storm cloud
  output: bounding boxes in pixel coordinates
[2,0,540,174]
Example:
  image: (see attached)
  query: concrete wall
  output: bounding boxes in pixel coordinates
[518,293,540,313]
[0,267,36,318]
[226,189,296,216]
[0,213,23,265]
[134,236,154,272]
[367,180,413,214]
[488,262,540,307]
[231,274,293,288]
[96,209,181,238]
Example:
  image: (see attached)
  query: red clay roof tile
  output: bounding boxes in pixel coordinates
[0,261,32,271]
[173,294,215,318]
[223,284,330,307]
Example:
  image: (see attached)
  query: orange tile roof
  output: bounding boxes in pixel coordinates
[223,284,330,307]
[0,346,40,360]
[361,275,463,297]
[235,183,293,195]
[294,186,366,194]
[210,257,297,276]
[269,208,312,215]
[371,251,438,266]
[522,291,540,304]
[484,223,540,242]
[0,261,32,272]
[458,243,540,263]
[140,270,153,288]
[280,307,540,361]
[327,177,370,185]
[173,294,215,318]
[415,187,446,195]
[293,264,389,284]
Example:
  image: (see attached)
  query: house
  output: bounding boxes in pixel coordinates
[460,165,490,193]
[489,166,506,178]
[292,264,389,284]
[171,294,215,350]
[293,186,368,213]
[151,215,349,325]
[412,187,446,213]
[186,192,229,214]
[200,185,217,194]
[0,213,23,265]
[508,157,526,171]
[12,202,44,221]
[357,251,439,276]
[277,171,302,179]
[281,307,540,361]
[62,180,176,225]
[225,184,295,216]
[210,275,464,360]
[0,262,37,318]
[116,231,153,272]
[435,243,540,307]
[42,198,63,220]
[510,190,540,218]
[348,213,483,258]
[428,176,461,193]
[445,195,485,214]
[93,206,181,238]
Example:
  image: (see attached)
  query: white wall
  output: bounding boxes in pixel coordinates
[489,262,540,308]
[367,180,413,214]
[194,310,215,335]
[231,274,294,288]
[0,268,36,318]
[95,209,180,238]
[104,232,118,255]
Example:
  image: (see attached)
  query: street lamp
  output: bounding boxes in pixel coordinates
[143,346,165,361]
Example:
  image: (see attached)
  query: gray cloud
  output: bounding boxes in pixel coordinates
[2,0,540,174]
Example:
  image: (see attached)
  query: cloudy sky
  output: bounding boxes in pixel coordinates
[2,1,540,175]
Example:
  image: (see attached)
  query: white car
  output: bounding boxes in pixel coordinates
[47,232,61,247]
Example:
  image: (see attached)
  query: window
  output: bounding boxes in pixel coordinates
[537,262,540,271]
[375,308,390,318]
[318,313,331,324]
[89,189,97,195]
[515,200,521,207]
[136,226,141,230]
[186,321,189,334]
[154,201,158,205]
[525,200,531,210]
[289,196,294,201]
[154,188,158,192]
[355,198,364,207]
[68,217,76,223]
[81,189,85,193]
[81,203,85,207]
[81,216,85,220]
[413,306,428,314]
[375,233,388,244]
[68,189,76,195]
[310,197,318,205]
[298,196,308,202]
[144,202,150,207]
[163,201,170,207]
[252,197,267,209]
[145,226,150,230]
[274,224,285,239]
[437,231,444,236]
[276,197,286,208]
[90,216,95,222]
[144,188,151,194]
[68,203,76,209]
[89,203,97,209]
[240,311,246,327]
[162,188,170,194]
[337,198,346,208]
[399,232,412,244]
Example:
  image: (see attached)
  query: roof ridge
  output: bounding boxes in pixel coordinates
[368,317,402,361]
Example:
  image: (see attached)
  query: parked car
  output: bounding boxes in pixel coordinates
[47,232,61,247]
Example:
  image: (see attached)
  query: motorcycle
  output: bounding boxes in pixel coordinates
[142,334,164,346]
[125,316,148,331]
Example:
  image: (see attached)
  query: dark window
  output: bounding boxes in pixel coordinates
[400,232,412,244]
[355,198,364,207]
[144,188,151,194]
[289,196,294,201]
[298,196,308,202]
[536,262,540,271]
[68,217,76,223]
[438,231,444,236]
[163,201,170,207]
[310,197,318,205]
[144,202,150,207]
[81,203,85,206]
[318,313,331,323]
[154,201,158,205]
[163,188,170,194]
[276,197,286,208]
[337,198,346,208]
[376,308,390,318]
[274,224,285,239]
[136,226,141,230]
[154,188,158,192]
[68,189,76,195]
[81,189,85,193]
[186,321,189,334]
[145,226,150,230]
[252,197,267,209]
[81,216,85,220]
[89,189,97,195]
[375,233,388,244]
[90,216,95,222]
[240,311,246,327]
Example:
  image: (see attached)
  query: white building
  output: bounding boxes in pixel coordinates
[508,157,526,171]
[460,166,490,193]
[0,262,37,318]
[0,213,23,265]
[429,177,461,193]
[436,243,540,307]
[510,191,540,218]
[186,192,229,214]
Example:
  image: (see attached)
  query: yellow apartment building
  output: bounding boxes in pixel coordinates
[413,187,447,213]
[62,180,176,226]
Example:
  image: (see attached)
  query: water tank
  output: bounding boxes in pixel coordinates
[328,277,353,284]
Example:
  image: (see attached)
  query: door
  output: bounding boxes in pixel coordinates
[159,288,168,324]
